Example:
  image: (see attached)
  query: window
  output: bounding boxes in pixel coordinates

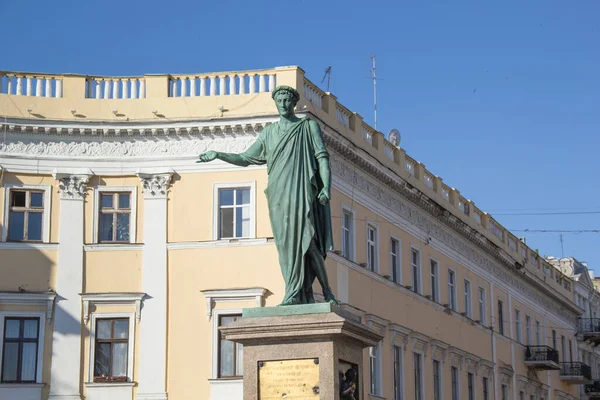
[218,187,252,239]
[568,339,573,361]
[535,320,541,345]
[467,372,474,400]
[451,366,459,400]
[342,208,354,260]
[433,360,441,400]
[552,329,557,350]
[560,335,566,362]
[98,192,132,243]
[7,190,44,242]
[390,238,400,284]
[464,280,472,318]
[448,270,457,311]
[413,353,423,400]
[515,309,521,343]
[498,300,505,335]
[369,344,381,395]
[519,391,525,400]
[411,248,420,293]
[218,314,243,377]
[93,318,129,381]
[478,287,486,325]
[501,385,508,400]
[393,345,403,400]
[482,377,489,400]
[367,224,378,272]
[430,260,439,302]
[1,317,40,383]
[526,315,532,345]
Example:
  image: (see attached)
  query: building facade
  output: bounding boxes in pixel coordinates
[0,66,589,400]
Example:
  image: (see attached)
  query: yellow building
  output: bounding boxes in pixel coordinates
[0,66,591,400]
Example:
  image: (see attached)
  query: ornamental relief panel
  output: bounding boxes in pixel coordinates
[329,153,576,327]
[0,133,257,158]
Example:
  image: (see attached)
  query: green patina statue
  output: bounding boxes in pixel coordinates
[197,85,339,306]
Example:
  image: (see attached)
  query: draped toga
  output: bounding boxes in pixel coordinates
[240,117,333,304]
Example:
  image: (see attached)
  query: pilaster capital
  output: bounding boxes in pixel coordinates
[53,171,92,200]
[137,170,173,199]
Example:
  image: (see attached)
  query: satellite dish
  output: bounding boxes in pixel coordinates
[388,129,401,147]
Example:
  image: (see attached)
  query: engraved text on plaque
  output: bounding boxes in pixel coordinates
[258,358,320,399]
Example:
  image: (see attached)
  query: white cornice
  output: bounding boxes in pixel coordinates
[200,288,268,321]
[0,242,58,250]
[0,292,56,323]
[363,314,390,336]
[80,292,146,324]
[84,244,144,252]
[167,238,271,250]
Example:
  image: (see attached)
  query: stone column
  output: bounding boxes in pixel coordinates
[135,172,172,400]
[49,174,91,400]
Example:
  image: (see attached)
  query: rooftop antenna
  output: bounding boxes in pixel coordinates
[370,55,377,130]
[560,234,564,257]
[321,66,332,92]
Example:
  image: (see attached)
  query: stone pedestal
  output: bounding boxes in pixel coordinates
[220,303,382,400]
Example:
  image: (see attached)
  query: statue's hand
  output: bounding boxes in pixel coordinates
[197,151,218,163]
[318,188,330,205]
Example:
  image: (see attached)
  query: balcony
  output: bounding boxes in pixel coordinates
[585,380,600,399]
[524,346,560,370]
[559,362,592,384]
[579,318,600,345]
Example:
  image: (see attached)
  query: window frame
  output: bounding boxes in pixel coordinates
[498,299,505,335]
[525,314,532,345]
[2,185,51,243]
[515,309,522,343]
[410,245,421,294]
[212,182,256,241]
[432,358,441,400]
[369,341,383,396]
[393,345,404,400]
[211,308,244,380]
[467,372,474,400]
[0,312,46,384]
[341,204,355,261]
[482,376,489,400]
[451,365,460,400]
[430,258,439,303]
[93,186,137,244]
[413,351,424,400]
[366,222,379,273]
[448,268,457,311]
[478,287,487,325]
[535,319,541,345]
[464,279,472,318]
[390,236,401,284]
[88,312,135,383]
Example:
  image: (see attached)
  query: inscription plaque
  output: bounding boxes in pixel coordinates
[258,358,320,399]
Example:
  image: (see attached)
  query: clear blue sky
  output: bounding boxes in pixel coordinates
[2,1,599,270]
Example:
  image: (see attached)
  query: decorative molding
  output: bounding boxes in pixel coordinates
[464,353,481,374]
[429,339,449,362]
[389,323,411,349]
[167,238,271,251]
[0,242,58,250]
[478,360,494,378]
[0,292,56,323]
[137,172,173,199]
[53,172,92,200]
[363,313,390,336]
[554,390,578,400]
[80,292,146,324]
[200,288,268,321]
[499,364,514,385]
[516,374,528,391]
[410,332,430,356]
[447,347,465,370]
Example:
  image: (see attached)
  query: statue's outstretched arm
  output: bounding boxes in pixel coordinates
[197,138,265,167]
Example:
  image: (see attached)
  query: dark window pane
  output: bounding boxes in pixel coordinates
[10,191,26,207]
[112,343,128,376]
[99,213,114,241]
[30,192,43,208]
[5,319,20,338]
[113,319,129,339]
[94,343,110,377]
[116,214,130,242]
[220,208,234,238]
[21,343,37,381]
[101,194,113,209]
[28,212,43,241]
[8,211,25,241]
[23,319,38,339]
[97,320,111,339]
[2,342,19,381]
[118,194,130,209]
[236,188,250,205]
[219,189,234,206]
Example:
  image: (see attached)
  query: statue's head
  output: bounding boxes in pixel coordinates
[272,85,299,118]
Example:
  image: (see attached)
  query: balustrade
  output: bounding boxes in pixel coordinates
[168,72,276,97]
[0,73,62,97]
[85,77,145,99]
[362,126,374,145]
[384,141,395,161]
[303,81,323,109]
[335,106,350,128]
[405,158,416,176]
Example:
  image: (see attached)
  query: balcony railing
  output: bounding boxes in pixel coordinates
[585,380,600,398]
[560,362,592,383]
[524,346,560,370]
